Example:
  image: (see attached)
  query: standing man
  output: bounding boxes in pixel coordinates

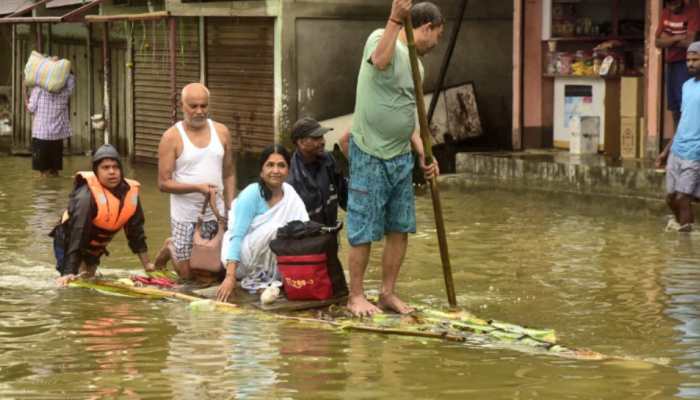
[24,71,75,177]
[656,0,700,131]
[656,42,700,232]
[347,0,442,316]
[156,83,236,279]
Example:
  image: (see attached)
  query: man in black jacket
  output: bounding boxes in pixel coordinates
[287,117,349,296]
[51,144,155,286]
[287,117,347,226]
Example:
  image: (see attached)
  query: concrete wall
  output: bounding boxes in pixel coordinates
[293,0,513,148]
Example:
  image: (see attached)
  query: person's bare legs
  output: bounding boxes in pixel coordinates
[347,243,381,317]
[174,260,192,279]
[667,193,681,222]
[78,262,98,278]
[154,238,174,268]
[153,237,192,279]
[154,237,193,278]
[377,232,414,314]
[676,193,695,231]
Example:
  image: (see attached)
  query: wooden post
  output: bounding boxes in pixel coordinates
[11,24,16,147]
[169,17,177,125]
[512,0,523,150]
[645,0,663,158]
[102,22,111,145]
[36,23,43,53]
[46,23,52,55]
[199,16,206,85]
[612,0,620,37]
[126,21,135,158]
[86,23,94,150]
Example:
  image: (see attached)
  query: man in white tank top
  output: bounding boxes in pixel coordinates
[154,83,236,281]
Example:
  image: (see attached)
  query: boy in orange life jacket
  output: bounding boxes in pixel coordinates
[51,144,155,286]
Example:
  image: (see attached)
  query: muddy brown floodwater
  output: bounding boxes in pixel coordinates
[0,155,697,399]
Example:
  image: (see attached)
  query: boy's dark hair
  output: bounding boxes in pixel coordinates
[411,2,444,28]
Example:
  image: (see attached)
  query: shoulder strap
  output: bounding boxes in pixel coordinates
[200,192,224,222]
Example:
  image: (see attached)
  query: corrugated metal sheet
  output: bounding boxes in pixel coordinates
[47,0,94,9]
[206,17,274,153]
[0,0,33,16]
[133,17,200,163]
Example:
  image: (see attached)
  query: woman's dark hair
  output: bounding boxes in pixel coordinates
[258,144,291,201]
[412,2,444,28]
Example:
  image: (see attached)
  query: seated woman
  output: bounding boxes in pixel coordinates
[217,145,309,302]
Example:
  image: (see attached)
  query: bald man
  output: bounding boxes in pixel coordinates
[155,83,236,281]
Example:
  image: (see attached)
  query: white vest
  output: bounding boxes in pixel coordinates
[170,119,225,222]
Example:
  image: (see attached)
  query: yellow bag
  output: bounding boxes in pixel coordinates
[23,51,71,92]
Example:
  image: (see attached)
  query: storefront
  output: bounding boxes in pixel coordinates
[514,0,670,159]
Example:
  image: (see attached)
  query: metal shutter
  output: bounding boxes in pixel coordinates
[133,17,200,163]
[206,17,274,153]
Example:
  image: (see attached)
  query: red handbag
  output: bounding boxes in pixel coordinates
[276,253,333,301]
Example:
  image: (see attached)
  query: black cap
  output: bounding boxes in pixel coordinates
[291,117,333,142]
[92,144,122,171]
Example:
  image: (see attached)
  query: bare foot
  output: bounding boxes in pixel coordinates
[378,293,415,314]
[347,295,382,318]
[154,238,173,268]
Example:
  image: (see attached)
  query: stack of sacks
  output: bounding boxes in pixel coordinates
[23,51,72,92]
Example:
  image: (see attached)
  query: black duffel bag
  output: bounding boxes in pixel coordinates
[270,220,348,300]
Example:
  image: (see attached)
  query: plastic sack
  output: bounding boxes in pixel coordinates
[24,51,72,92]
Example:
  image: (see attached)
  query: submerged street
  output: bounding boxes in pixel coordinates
[0,156,698,398]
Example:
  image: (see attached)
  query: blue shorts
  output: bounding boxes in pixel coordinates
[346,138,416,246]
[667,61,690,113]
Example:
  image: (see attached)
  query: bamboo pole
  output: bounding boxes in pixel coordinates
[404,16,457,307]
[277,316,466,342]
[93,280,240,312]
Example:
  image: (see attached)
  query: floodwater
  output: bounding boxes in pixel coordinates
[0,155,698,399]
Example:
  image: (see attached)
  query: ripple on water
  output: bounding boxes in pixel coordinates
[0,156,699,398]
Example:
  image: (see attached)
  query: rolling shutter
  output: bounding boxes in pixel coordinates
[133,17,200,163]
[206,17,275,153]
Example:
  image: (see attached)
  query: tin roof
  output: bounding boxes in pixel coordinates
[47,0,95,9]
[0,0,102,23]
[0,0,34,16]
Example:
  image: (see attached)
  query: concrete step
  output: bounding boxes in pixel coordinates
[449,150,665,200]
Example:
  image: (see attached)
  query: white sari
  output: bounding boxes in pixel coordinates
[221,182,309,290]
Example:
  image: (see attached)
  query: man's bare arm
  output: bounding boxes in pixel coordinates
[157,127,211,195]
[371,0,411,70]
[656,32,682,48]
[678,30,697,48]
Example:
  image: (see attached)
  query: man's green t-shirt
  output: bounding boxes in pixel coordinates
[351,29,424,160]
